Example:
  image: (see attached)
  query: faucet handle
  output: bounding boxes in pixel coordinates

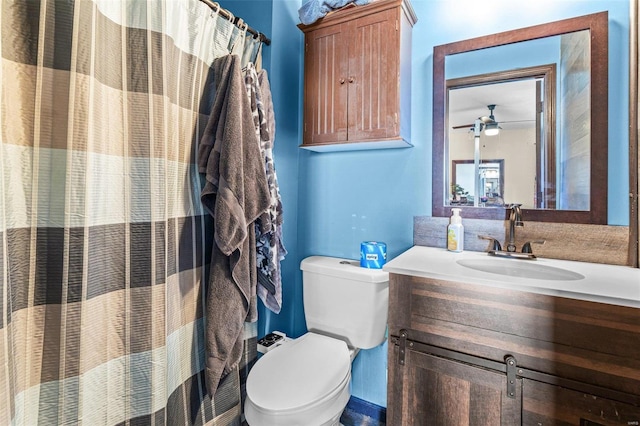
[522,240,545,254]
[479,235,502,252]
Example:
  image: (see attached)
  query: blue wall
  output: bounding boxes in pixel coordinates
[225,0,630,409]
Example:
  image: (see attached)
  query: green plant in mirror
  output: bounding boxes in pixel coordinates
[451,183,468,198]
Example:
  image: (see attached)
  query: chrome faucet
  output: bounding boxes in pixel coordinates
[506,204,523,252]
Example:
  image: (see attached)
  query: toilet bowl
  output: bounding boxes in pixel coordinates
[245,333,352,426]
[244,256,389,426]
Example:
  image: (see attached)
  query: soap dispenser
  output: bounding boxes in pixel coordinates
[447,208,464,252]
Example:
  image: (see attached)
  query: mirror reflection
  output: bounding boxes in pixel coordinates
[451,160,505,207]
[445,29,590,211]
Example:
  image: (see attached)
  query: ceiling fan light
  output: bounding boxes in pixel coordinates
[484,123,500,136]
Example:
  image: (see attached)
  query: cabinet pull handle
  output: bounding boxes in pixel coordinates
[349,76,355,83]
[339,78,345,84]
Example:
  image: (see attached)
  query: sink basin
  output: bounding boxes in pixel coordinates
[456,259,585,281]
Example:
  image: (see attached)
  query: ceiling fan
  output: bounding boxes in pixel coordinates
[452,103,538,135]
[452,104,502,135]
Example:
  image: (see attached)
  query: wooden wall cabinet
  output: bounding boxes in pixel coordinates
[298,0,416,152]
[387,273,640,425]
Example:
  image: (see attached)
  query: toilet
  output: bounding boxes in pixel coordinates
[244,256,389,426]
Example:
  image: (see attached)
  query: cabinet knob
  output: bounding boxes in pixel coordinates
[349,76,355,83]
[339,78,345,84]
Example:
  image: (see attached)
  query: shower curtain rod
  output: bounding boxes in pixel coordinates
[200,0,271,45]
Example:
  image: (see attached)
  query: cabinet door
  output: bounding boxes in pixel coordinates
[347,9,398,141]
[303,23,349,144]
[388,345,522,425]
[523,379,640,425]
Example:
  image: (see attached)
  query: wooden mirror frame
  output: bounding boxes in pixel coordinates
[432,12,609,224]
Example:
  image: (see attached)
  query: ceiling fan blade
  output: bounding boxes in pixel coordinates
[498,119,535,124]
[452,123,474,129]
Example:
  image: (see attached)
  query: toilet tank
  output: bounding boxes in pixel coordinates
[300,256,389,349]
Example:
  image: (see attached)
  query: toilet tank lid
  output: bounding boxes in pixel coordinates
[300,256,389,283]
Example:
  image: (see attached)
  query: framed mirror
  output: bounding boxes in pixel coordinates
[432,12,609,224]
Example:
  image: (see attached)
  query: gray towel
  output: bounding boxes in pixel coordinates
[198,54,270,396]
[298,0,370,25]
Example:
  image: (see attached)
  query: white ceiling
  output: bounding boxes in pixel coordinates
[448,79,538,132]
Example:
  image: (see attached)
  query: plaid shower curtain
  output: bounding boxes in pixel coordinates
[0,1,257,424]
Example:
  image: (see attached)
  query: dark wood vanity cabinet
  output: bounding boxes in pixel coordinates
[387,273,640,425]
[298,0,416,150]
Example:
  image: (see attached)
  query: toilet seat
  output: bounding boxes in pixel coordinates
[245,333,351,425]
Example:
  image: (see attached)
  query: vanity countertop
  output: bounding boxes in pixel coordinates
[383,246,640,308]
